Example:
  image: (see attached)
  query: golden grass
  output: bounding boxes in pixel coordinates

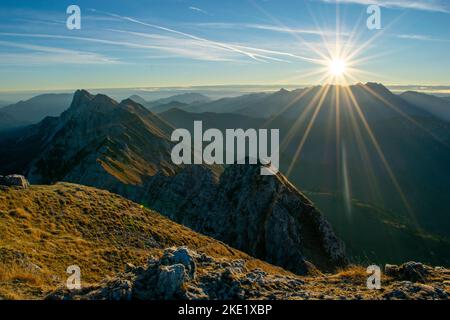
[335,265,368,284]
[0,182,289,299]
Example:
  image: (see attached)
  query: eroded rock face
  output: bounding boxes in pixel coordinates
[143,164,348,275]
[0,174,30,189]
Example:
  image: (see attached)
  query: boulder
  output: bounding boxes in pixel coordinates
[161,246,197,279]
[385,262,429,282]
[157,264,187,299]
[0,174,30,189]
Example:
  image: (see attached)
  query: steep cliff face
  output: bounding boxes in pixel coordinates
[141,163,347,274]
[0,90,347,275]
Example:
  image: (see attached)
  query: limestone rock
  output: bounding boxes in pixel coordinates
[157,264,187,299]
[0,174,30,188]
[45,246,307,300]
[45,247,450,301]
[385,262,430,282]
[160,247,196,279]
[145,163,348,275]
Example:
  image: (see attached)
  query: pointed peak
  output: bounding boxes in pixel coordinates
[69,89,94,110]
[364,82,389,92]
[277,88,290,94]
[73,89,94,101]
[66,91,118,117]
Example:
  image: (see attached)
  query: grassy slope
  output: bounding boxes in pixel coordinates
[0,183,290,299]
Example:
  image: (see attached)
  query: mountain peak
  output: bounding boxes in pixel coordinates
[73,89,94,102]
[364,82,390,93]
[66,90,118,117]
[121,98,142,106]
[69,89,94,111]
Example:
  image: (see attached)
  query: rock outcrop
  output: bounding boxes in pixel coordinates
[46,247,450,301]
[46,247,307,300]
[143,163,347,274]
[382,262,450,299]
[384,261,443,283]
[0,174,29,188]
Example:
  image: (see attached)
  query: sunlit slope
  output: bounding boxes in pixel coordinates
[0,182,289,299]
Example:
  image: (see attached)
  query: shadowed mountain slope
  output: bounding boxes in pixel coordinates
[0,93,73,124]
[400,91,450,122]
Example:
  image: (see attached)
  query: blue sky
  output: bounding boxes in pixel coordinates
[0,0,449,91]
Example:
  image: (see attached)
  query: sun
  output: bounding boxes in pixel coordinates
[329,58,347,77]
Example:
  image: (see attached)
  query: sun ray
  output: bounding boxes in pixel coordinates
[361,84,450,149]
[345,12,406,62]
[286,84,332,176]
[248,0,331,62]
[342,87,385,210]
[343,86,417,224]
[279,81,329,152]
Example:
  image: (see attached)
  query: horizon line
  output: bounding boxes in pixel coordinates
[2,83,450,94]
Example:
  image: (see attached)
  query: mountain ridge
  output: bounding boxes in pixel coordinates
[0,89,348,275]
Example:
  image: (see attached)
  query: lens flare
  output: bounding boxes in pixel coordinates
[329,59,347,76]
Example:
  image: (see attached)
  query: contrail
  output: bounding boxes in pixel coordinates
[89,8,318,64]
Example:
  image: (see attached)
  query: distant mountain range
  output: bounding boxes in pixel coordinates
[0,92,211,129]
[129,92,210,112]
[0,100,11,108]
[400,91,450,122]
[0,93,73,125]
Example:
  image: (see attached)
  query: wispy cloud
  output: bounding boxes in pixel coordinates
[319,0,450,13]
[88,9,320,63]
[0,31,281,63]
[396,34,450,42]
[0,40,119,65]
[192,22,348,36]
[0,8,335,67]
[189,6,208,15]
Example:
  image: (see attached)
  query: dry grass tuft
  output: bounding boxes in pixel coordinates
[335,265,368,284]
